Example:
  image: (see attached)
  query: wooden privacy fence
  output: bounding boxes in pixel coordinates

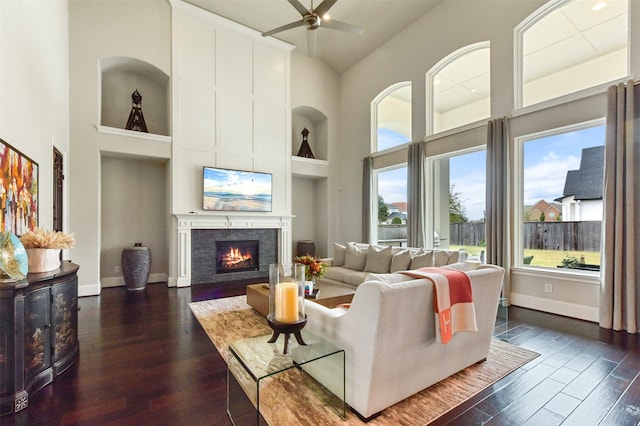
[449,221,602,252]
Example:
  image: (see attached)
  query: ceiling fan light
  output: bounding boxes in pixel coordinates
[323,13,331,21]
[303,14,321,30]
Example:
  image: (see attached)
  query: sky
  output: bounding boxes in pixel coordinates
[377,125,605,222]
[203,167,272,195]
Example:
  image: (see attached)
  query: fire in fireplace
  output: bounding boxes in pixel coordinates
[216,240,259,274]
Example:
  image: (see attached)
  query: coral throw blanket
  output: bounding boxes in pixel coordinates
[401,267,477,344]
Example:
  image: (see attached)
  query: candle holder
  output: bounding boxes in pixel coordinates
[267,263,307,354]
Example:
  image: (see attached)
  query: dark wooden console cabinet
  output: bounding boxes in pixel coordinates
[0,261,79,416]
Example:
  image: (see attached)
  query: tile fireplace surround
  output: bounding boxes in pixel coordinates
[175,214,293,287]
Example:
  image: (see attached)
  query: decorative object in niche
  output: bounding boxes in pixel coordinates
[296,127,315,159]
[125,89,148,133]
[121,243,151,291]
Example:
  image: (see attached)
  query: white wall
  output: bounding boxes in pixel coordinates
[290,52,339,256]
[69,0,172,296]
[0,1,69,234]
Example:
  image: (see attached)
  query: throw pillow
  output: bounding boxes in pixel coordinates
[344,244,367,271]
[333,243,346,266]
[390,249,412,272]
[364,245,393,273]
[410,249,434,269]
[434,250,453,267]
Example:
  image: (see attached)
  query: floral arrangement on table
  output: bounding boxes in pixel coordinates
[293,254,328,281]
[20,228,75,249]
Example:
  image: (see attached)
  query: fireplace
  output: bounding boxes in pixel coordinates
[175,214,292,287]
[216,240,259,273]
[190,227,278,285]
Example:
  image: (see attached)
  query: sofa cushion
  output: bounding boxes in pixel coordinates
[342,269,370,286]
[324,265,349,282]
[410,249,434,269]
[390,249,412,272]
[364,246,393,273]
[434,250,458,266]
[344,244,367,271]
[333,243,346,266]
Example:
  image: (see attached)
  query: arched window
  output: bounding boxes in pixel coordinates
[427,42,490,135]
[372,82,411,152]
[516,0,628,108]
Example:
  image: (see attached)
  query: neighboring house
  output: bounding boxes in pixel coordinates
[385,202,407,223]
[556,146,604,221]
[387,211,406,222]
[525,200,561,222]
[390,202,407,214]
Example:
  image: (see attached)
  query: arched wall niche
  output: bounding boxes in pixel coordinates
[292,105,328,161]
[99,56,170,137]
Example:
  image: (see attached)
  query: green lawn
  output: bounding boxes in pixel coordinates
[450,245,600,268]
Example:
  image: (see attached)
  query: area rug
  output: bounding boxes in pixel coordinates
[189,296,539,425]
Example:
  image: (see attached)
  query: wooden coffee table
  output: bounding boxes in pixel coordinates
[246,282,354,318]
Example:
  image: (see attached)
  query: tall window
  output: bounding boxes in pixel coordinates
[517,122,604,270]
[372,83,411,152]
[428,42,490,134]
[374,166,407,246]
[430,149,486,255]
[517,0,628,108]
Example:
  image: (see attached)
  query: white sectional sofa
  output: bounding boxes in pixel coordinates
[304,264,505,420]
[317,242,468,289]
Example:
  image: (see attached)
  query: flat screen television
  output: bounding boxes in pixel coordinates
[203,166,272,212]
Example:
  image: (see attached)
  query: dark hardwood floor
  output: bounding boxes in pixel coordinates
[4,282,639,425]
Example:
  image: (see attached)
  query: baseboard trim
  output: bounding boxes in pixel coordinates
[101,273,168,289]
[78,283,101,297]
[510,293,599,322]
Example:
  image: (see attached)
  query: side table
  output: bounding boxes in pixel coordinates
[227,330,345,425]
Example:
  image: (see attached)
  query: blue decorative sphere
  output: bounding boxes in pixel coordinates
[0,232,28,280]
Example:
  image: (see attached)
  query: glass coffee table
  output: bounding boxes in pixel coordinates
[227,330,345,425]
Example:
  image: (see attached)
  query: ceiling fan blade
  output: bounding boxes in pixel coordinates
[306,29,318,57]
[322,19,364,35]
[287,0,311,16]
[262,20,304,37]
[313,0,338,17]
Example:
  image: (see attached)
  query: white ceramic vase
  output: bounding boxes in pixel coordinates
[26,248,61,273]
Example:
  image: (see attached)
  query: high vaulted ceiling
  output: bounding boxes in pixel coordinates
[184,0,443,74]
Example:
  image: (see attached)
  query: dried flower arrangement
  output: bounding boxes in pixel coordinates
[20,228,75,250]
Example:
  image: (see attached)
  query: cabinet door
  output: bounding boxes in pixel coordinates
[52,277,78,363]
[0,298,15,404]
[24,287,51,384]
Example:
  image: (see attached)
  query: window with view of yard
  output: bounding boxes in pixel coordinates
[431,149,486,256]
[375,166,407,246]
[519,122,604,271]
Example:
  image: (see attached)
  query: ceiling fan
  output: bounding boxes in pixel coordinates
[262,0,364,56]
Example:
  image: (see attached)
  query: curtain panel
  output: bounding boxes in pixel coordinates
[362,156,372,244]
[486,117,511,297]
[407,142,426,248]
[599,81,640,333]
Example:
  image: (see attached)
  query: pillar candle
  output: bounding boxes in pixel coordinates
[275,281,298,323]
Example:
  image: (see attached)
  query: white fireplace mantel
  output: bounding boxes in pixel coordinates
[174,214,293,287]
